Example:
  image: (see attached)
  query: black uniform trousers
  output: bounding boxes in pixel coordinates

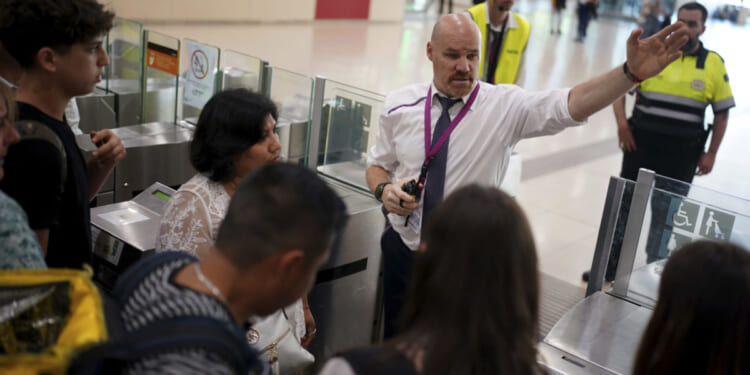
[380,226,415,339]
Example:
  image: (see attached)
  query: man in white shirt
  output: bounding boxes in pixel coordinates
[366,13,689,338]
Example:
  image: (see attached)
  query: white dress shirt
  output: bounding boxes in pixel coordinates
[368,81,584,250]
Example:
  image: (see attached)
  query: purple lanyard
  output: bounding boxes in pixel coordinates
[415,84,480,196]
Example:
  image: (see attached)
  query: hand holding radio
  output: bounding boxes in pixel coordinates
[381,177,420,216]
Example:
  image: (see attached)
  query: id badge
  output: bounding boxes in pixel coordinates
[408,209,422,233]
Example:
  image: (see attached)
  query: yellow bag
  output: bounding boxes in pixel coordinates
[0,268,109,374]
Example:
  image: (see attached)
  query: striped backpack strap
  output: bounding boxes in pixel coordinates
[111,251,197,301]
[67,316,264,375]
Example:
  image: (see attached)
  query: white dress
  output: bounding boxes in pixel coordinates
[156,173,308,342]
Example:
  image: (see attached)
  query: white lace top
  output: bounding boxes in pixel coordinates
[156,173,230,258]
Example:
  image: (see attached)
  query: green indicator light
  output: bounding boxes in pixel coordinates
[153,190,171,202]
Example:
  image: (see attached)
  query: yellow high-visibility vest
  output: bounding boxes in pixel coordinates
[632,44,734,136]
[467,4,530,84]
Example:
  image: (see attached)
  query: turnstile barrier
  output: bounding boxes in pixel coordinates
[90,182,176,289]
[541,169,750,374]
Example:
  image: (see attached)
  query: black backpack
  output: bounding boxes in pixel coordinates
[68,252,263,375]
[15,120,67,194]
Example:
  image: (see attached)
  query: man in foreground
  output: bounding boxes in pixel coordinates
[116,163,347,373]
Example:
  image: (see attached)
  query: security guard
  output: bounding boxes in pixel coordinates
[467,0,530,85]
[614,1,733,183]
[612,1,734,264]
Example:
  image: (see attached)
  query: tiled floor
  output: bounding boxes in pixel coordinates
[144,0,749,286]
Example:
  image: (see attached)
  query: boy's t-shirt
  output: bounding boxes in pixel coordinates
[0,102,91,268]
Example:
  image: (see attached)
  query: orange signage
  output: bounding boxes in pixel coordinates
[146,43,179,76]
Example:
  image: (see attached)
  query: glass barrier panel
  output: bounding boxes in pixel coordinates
[597,177,637,282]
[106,18,143,86]
[104,18,144,125]
[268,67,313,166]
[220,50,264,93]
[674,179,750,217]
[615,174,750,308]
[180,39,220,124]
[316,79,385,191]
[99,30,110,93]
[141,30,180,124]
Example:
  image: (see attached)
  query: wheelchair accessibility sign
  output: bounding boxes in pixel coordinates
[666,200,700,232]
[666,197,735,240]
[657,197,737,257]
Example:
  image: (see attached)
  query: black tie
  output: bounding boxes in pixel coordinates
[485,17,507,84]
[422,96,461,225]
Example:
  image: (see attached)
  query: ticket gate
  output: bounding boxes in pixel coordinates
[307,177,386,362]
[539,169,750,374]
[76,76,179,133]
[75,88,117,133]
[90,182,176,289]
[76,121,195,205]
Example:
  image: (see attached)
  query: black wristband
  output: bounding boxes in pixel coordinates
[622,62,642,84]
[374,182,391,202]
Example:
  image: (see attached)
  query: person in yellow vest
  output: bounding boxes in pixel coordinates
[466,0,530,85]
[594,2,735,282]
[615,1,733,191]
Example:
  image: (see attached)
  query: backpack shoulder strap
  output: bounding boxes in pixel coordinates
[15,120,67,193]
[68,316,261,375]
[112,251,197,301]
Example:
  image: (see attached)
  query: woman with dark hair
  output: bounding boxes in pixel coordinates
[319,184,543,375]
[632,240,750,375]
[158,88,280,256]
[157,89,317,372]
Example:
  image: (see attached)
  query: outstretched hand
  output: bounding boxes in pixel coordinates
[626,22,689,81]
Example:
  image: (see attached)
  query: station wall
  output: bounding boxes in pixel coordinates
[102,0,406,22]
